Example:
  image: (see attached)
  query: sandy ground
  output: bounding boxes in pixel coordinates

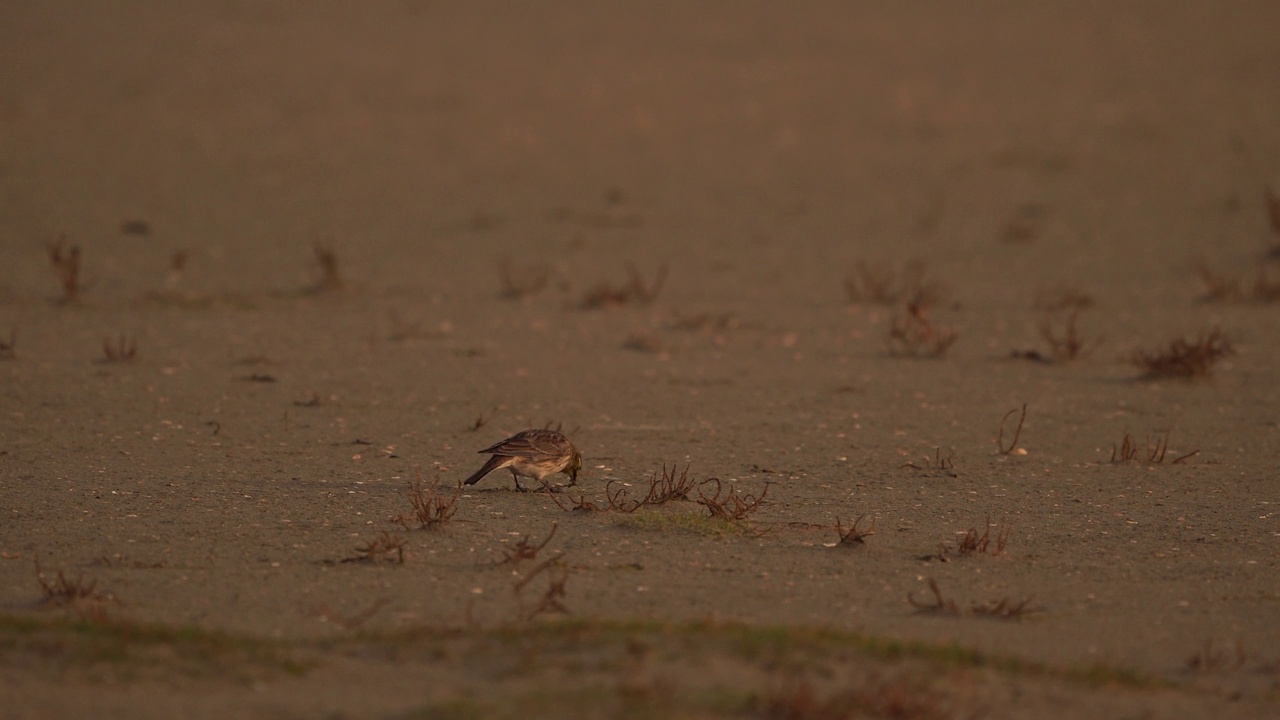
[2,2,1279,718]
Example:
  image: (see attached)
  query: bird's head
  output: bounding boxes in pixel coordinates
[566,448,582,483]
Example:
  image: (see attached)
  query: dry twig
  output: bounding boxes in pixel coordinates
[392,473,461,530]
[1130,329,1234,379]
[580,262,668,309]
[887,302,957,357]
[47,237,82,303]
[98,333,138,364]
[836,514,876,546]
[996,404,1026,455]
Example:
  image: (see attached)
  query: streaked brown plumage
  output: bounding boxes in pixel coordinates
[464,429,581,491]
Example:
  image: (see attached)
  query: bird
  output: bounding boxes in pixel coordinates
[463,429,582,491]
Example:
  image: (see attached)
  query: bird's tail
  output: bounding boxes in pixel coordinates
[464,455,507,486]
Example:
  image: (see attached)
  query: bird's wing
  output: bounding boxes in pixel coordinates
[480,430,566,458]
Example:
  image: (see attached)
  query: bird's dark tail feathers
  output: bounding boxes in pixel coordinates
[464,455,507,486]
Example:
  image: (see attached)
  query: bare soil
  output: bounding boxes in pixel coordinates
[2,3,1278,718]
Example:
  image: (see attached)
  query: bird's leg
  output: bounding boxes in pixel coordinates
[511,470,528,492]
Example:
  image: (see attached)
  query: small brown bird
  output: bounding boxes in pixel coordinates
[464,429,582,491]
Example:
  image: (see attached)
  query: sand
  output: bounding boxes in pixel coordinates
[2,2,1278,718]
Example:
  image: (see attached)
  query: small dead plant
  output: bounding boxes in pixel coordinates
[907,578,960,616]
[1192,259,1280,303]
[98,333,138,363]
[35,557,109,612]
[642,463,698,505]
[970,596,1036,620]
[392,472,462,530]
[1130,329,1234,379]
[1109,430,1199,465]
[909,578,1034,620]
[835,514,876,546]
[843,259,945,308]
[497,522,558,565]
[901,447,956,477]
[514,556,571,620]
[996,404,1027,455]
[886,302,957,358]
[696,478,769,523]
[344,531,407,565]
[1014,309,1100,363]
[47,237,82,303]
[307,241,342,293]
[955,516,1009,557]
[580,262,668,309]
[466,407,498,432]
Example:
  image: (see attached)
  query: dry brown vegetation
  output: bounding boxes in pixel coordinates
[307,241,342,293]
[465,407,498,432]
[580,262,667,309]
[886,302,958,358]
[1013,309,1101,363]
[909,578,1034,621]
[392,473,462,530]
[34,558,111,619]
[996,404,1027,455]
[98,333,138,363]
[835,514,876,546]
[343,531,407,565]
[843,259,946,308]
[547,464,699,514]
[1129,329,1234,379]
[954,516,1009,557]
[47,236,82,303]
[696,478,769,523]
[513,556,571,620]
[496,523,558,565]
[901,447,956,477]
[1108,431,1199,465]
[1192,259,1280,303]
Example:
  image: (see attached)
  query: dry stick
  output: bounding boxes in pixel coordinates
[467,407,498,432]
[997,404,1027,455]
[99,334,137,363]
[47,237,82,303]
[512,554,571,619]
[498,522,559,565]
[1148,431,1170,463]
[1110,431,1139,463]
[349,531,407,564]
[836,514,876,546]
[312,241,342,292]
[1171,450,1201,465]
[908,578,959,615]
